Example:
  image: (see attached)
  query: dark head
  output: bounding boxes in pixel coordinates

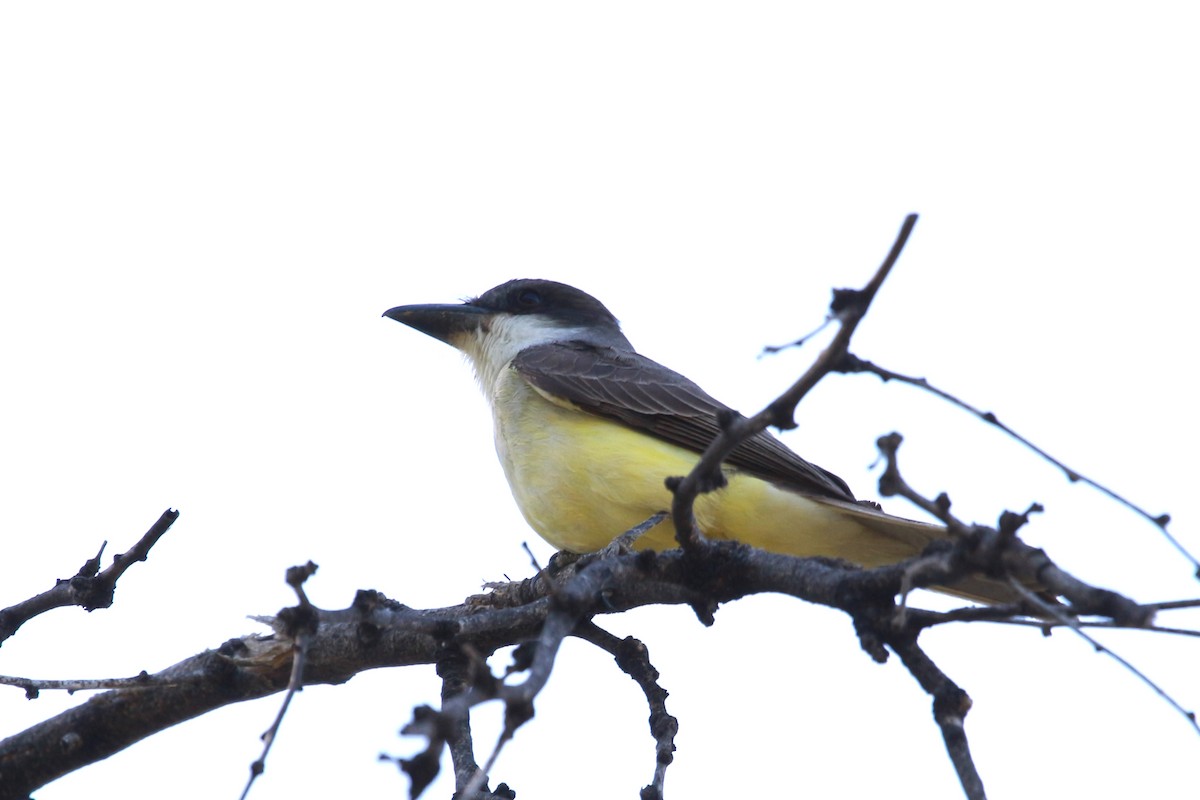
[384,279,633,386]
[469,279,621,331]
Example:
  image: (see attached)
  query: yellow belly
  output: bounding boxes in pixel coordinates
[490,372,933,566]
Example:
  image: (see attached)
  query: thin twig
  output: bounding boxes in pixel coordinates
[574,622,677,800]
[760,314,835,355]
[876,432,1152,626]
[462,726,514,800]
[239,562,320,800]
[841,355,1196,575]
[669,214,920,546]
[1143,598,1200,613]
[437,652,484,795]
[1007,578,1200,736]
[887,635,986,800]
[0,509,180,645]
[0,671,164,699]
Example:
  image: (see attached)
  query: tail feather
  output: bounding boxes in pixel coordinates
[811,497,1031,607]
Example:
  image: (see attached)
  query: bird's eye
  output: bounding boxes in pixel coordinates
[515,288,543,308]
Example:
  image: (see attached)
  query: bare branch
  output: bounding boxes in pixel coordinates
[840,355,1195,574]
[1006,578,1200,737]
[239,562,320,800]
[0,672,160,699]
[0,511,1179,800]
[875,432,1152,626]
[436,651,485,794]
[669,214,919,548]
[0,509,180,645]
[887,634,985,800]
[573,622,677,800]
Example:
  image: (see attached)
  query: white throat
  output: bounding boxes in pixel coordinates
[453,314,595,400]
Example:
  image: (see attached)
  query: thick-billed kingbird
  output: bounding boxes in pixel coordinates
[386,278,1007,603]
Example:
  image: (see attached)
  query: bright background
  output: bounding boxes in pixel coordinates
[2,4,1198,798]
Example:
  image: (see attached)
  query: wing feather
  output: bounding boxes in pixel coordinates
[512,341,856,501]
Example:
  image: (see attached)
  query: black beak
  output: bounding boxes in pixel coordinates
[383,302,489,345]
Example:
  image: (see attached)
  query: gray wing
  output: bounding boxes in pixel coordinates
[511,341,856,502]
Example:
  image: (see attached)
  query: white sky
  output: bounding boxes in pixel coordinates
[2,4,1198,798]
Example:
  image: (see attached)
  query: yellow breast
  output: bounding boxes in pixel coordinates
[487,368,928,565]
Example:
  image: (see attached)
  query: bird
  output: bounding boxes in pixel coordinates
[385,278,1012,604]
